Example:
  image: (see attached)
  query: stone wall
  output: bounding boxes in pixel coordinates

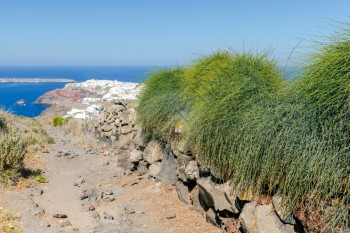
[94,101,303,233]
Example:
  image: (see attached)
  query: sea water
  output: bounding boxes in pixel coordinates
[0,66,157,117]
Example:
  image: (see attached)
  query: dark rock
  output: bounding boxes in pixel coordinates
[157,147,178,185]
[53,213,68,218]
[175,181,192,205]
[197,178,237,214]
[191,185,207,216]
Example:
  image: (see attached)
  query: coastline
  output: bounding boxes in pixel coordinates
[0,78,75,83]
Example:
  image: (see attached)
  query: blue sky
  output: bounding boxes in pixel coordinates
[0,1,349,66]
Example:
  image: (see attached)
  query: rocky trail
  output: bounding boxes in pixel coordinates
[0,125,220,233]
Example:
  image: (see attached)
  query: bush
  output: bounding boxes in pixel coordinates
[136,68,189,141]
[184,51,284,181]
[270,28,350,229]
[52,116,64,127]
[0,132,24,171]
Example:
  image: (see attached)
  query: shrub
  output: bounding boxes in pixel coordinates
[52,116,64,127]
[271,27,350,229]
[136,68,189,141]
[184,51,285,182]
[0,132,24,171]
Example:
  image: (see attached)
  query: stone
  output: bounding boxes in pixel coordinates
[34,207,45,215]
[175,153,193,182]
[166,212,176,219]
[93,222,121,233]
[30,188,43,196]
[239,202,295,233]
[53,213,68,218]
[175,181,192,205]
[190,186,207,216]
[74,177,85,186]
[272,196,296,225]
[197,178,237,214]
[104,212,114,220]
[120,124,133,134]
[102,160,110,166]
[103,196,115,202]
[206,208,220,226]
[59,220,72,228]
[133,131,146,148]
[129,149,143,163]
[125,204,135,214]
[41,147,49,153]
[8,178,17,186]
[89,203,95,211]
[80,191,89,200]
[143,140,163,164]
[105,190,113,195]
[136,160,148,176]
[131,176,143,186]
[171,138,191,157]
[149,162,161,178]
[157,147,178,185]
[185,160,199,181]
[90,210,100,219]
[113,167,125,177]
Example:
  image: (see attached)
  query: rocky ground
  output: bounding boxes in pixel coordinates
[0,124,220,233]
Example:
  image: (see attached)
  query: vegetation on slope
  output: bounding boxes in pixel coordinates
[137,68,189,142]
[137,33,350,231]
[0,111,53,184]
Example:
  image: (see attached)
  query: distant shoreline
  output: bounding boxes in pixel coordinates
[0,78,75,83]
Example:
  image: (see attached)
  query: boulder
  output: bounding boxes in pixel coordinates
[149,162,161,178]
[206,208,220,226]
[197,178,238,214]
[143,140,163,164]
[120,124,133,134]
[185,160,199,181]
[175,153,193,182]
[190,185,207,216]
[129,149,143,163]
[239,202,295,233]
[175,181,192,205]
[157,147,178,185]
[272,196,296,225]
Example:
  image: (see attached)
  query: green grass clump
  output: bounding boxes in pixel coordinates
[184,51,285,182]
[136,68,189,142]
[52,116,64,127]
[270,29,350,230]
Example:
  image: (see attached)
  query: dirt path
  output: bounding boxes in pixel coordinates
[0,126,221,233]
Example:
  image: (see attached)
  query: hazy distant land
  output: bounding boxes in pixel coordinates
[0,78,75,83]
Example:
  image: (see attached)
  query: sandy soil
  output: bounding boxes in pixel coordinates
[0,125,221,233]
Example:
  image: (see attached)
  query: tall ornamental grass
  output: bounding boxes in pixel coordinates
[183,51,285,184]
[136,68,189,142]
[273,30,350,230]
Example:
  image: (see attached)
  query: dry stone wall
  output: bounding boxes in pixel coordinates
[94,102,303,233]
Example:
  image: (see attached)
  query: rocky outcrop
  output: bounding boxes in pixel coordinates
[93,103,302,233]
